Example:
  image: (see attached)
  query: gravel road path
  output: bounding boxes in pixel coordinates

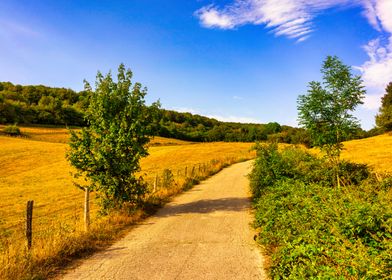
[60,160,267,280]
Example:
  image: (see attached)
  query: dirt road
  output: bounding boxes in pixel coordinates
[61,160,267,280]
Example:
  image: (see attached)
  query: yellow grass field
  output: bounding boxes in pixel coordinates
[341,133,392,173]
[1,125,391,279]
[0,128,254,242]
[0,126,256,279]
[0,125,192,145]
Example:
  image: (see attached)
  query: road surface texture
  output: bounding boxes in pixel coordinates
[60,160,267,280]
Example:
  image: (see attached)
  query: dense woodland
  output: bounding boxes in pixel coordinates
[0,81,376,145]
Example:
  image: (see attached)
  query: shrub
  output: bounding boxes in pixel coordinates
[2,125,21,136]
[251,144,391,278]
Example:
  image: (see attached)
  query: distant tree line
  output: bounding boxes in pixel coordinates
[154,109,311,144]
[1,81,374,145]
[0,82,87,126]
[376,82,392,132]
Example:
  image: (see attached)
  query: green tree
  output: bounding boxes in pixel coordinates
[297,56,365,186]
[67,64,159,212]
[375,82,392,131]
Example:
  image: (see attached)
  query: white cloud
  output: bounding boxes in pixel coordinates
[171,106,260,123]
[197,5,236,29]
[196,0,392,119]
[355,0,392,112]
[172,107,200,114]
[207,114,261,123]
[0,19,40,38]
[362,93,383,110]
[195,0,354,41]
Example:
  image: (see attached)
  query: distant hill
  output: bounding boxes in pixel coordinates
[0,81,311,144]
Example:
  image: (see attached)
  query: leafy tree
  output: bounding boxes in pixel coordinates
[376,82,392,131]
[67,64,159,212]
[297,56,365,186]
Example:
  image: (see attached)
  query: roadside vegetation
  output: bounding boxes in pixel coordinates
[250,56,391,278]
[250,143,391,279]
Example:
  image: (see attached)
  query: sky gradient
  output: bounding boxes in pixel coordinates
[0,0,391,129]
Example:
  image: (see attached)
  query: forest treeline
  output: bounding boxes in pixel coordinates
[0,81,372,144]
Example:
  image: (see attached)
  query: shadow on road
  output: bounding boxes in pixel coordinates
[156,197,250,217]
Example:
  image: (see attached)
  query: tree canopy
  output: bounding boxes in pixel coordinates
[376,82,392,131]
[297,55,365,162]
[67,64,159,211]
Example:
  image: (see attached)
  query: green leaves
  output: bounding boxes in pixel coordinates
[251,146,391,279]
[67,64,159,212]
[297,56,365,163]
[376,82,392,131]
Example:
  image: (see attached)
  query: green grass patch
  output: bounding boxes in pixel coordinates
[250,144,391,279]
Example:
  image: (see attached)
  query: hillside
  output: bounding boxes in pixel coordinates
[342,132,392,173]
[0,81,312,144]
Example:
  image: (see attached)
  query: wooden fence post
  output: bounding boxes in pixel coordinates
[84,188,90,232]
[153,174,158,192]
[26,200,33,250]
[191,166,195,177]
[185,166,188,177]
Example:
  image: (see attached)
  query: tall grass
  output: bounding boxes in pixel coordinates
[250,143,392,279]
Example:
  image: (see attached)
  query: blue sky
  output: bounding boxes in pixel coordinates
[0,1,391,129]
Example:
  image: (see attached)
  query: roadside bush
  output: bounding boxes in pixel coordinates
[2,125,21,136]
[251,144,391,279]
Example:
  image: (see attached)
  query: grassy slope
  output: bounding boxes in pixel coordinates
[342,133,392,173]
[0,125,193,145]
[0,134,254,231]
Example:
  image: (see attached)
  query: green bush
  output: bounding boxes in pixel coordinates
[251,144,391,279]
[2,124,21,136]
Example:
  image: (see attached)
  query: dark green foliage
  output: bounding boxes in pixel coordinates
[0,81,312,145]
[376,82,392,131]
[297,56,365,162]
[0,82,87,126]
[250,144,391,279]
[2,124,21,136]
[157,110,306,143]
[67,64,159,212]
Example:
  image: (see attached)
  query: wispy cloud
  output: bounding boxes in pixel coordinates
[0,19,41,39]
[196,0,392,116]
[172,107,200,114]
[207,114,261,123]
[171,106,260,123]
[195,0,354,42]
[356,0,392,110]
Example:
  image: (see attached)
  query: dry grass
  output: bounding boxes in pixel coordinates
[307,133,392,174]
[0,127,255,279]
[0,125,193,146]
[341,133,392,173]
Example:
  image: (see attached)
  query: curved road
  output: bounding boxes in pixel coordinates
[61,160,267,280]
